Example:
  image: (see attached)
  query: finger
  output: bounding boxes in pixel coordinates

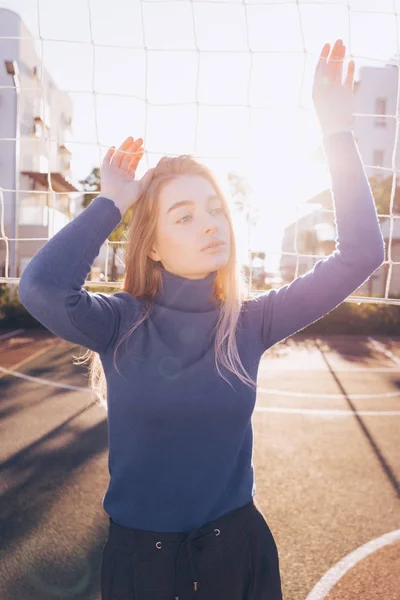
[127,152,144,176]
[112,136,134,167]
[130,148,144,168]
[118,140,142,170]
[327,39,342,63]
[330,39,344,83]
[337,42,346,83]
[132,140,144,155]
[119,136,134,150]
[120,145,136,171]
[345,59,355,88]
[104,146,116,165]
[319,42,330,62]
[314,42,330,84]
[122,143,144,172]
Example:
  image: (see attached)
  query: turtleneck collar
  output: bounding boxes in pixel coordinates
[153,266,220,312]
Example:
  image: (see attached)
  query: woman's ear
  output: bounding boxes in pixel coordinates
[148,248,160,262]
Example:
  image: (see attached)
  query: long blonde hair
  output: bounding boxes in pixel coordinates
[74,154,258,410]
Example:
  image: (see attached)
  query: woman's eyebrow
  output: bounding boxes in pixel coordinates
[166,194,220,214]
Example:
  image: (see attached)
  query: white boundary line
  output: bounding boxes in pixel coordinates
[1,364,400,416]
[0,339,60,381]
[305,529,400,600]
[0,365,88,392]
[1,332,400,415]
[257,385,400,399]
[255,405,400,416]
[259,366,400,372]
[0,328,25,340]
[368,336,400,365]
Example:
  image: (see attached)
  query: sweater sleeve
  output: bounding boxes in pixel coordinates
[18,195,128,354]
[256,130,385,350]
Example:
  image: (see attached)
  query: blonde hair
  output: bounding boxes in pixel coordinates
[74,154,258,410]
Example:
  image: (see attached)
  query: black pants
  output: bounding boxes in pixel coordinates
[101,499,282,600]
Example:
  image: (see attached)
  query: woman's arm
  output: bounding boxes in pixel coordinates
[257,130,384,350]
[18,195,127,353]
[251,40,385,349]
[18,136,151,353]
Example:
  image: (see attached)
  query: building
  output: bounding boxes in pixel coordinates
[0,8,79,281]
[279,61,400,299]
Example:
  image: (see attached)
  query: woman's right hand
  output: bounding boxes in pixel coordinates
[100,136,155,215]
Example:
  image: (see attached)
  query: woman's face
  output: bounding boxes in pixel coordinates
[148,174,231,280]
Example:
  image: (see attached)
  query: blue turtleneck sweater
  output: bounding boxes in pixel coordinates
[18,131,385,533]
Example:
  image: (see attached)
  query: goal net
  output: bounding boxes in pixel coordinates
[0,0,398,304]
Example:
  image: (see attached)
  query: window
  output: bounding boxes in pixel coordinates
[34,95,51,128]
[376,97,387,114]
[375,97,387,127]
[19,194,48,226]
[33,118,43,138]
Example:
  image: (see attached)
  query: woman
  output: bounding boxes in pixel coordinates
[18,40,384,600]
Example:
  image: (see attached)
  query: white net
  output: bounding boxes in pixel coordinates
[0,0,399,304]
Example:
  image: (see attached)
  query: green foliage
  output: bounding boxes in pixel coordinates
[79,166,131,280]
[4,282,400,335]
[0,284,39,328]
[369,174,400,215]
[304,297,400,336]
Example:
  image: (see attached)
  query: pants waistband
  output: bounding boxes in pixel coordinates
[106,499,256,554]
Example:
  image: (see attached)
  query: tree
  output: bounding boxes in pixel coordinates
[227,172,262,283]
[369,174,400,216]
[79,167,129,281]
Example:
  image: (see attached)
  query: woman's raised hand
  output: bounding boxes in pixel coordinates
[100,136,155,214]
[312,39,356,137]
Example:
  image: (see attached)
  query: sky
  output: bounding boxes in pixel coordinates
[1,0,399,271]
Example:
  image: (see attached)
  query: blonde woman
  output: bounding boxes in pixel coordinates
[18,39,384,600]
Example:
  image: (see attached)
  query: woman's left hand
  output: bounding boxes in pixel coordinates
[312,39,356,136]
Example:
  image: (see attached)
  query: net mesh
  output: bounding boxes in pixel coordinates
[0,0,399,304]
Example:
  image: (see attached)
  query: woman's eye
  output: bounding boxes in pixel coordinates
[177,208,223,224]
[177,214,191,223]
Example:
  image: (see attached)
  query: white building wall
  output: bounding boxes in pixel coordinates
[0,8,75,278]
[353,63,400,181]
[0,9,19,229]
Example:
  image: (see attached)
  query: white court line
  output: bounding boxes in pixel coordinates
[259,366,400,372]
[368,336,400,365]
[305,529,400,600]
[1,331,400,415]
[1,364,400,416]
[255,405,400,416]
[257,385,400,399]
[0,365,89,392]
[0,328,25,340]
